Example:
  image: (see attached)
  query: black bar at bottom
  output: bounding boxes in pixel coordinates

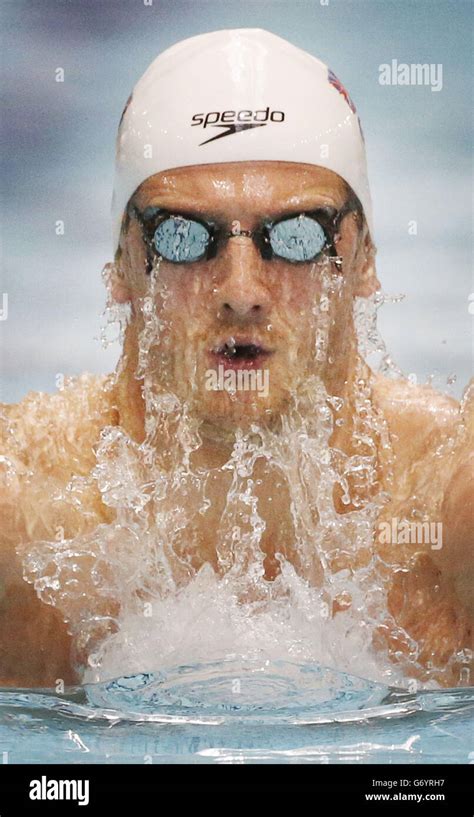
[0,763,472,812]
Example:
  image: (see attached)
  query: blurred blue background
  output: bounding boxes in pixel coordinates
[1,0,472,402]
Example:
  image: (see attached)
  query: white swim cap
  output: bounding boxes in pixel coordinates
[112,28,373,252]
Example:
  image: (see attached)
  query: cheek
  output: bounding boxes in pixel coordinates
[270,267,322,329]
[158,275,213,333]
[277,265,355,357]
[142,272,213,354]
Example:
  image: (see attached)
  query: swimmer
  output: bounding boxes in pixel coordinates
[1,30,472,688]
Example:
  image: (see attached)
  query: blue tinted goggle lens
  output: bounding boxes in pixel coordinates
[153,216,210,263]
[153,214,328,264]
[268,215,326,262]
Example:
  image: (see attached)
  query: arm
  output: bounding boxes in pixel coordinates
[437,381,474,617]
[0,402,79,688]
[372,375,473,685]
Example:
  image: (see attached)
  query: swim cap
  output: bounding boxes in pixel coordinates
[112,28,373,252]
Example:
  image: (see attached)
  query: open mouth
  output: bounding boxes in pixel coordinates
[220,342,263,360]
[210,337,273,369]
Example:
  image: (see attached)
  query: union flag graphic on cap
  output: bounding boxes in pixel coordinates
[327,68,365,143]
[327,68,357,113]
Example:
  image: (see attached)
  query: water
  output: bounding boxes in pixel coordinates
[1,660,473,764]
[2,251,472,762]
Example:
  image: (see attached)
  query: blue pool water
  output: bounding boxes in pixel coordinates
[1,660,472,764]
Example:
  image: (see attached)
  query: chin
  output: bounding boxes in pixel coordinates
[166,352,308,428]
[190,386,293,434]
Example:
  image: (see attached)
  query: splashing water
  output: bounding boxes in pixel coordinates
[12,255,468,692]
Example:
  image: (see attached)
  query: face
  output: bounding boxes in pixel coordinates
[112,162,378,434]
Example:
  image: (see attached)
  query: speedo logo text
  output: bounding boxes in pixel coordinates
[191,107,285,145]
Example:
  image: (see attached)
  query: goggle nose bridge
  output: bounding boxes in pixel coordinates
[225,228,254,237]
[218,225,274,261]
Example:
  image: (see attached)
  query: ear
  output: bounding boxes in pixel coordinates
[353,230,380,298]
[108,257,132,304]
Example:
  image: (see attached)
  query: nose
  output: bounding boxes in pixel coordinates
[214,235,271,322]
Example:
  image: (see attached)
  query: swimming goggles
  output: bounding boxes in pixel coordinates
[127,195,361,274]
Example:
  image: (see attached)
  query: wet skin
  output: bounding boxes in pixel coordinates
[0,162,472,687]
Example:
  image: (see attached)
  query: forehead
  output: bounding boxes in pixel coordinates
[132,161,348,217]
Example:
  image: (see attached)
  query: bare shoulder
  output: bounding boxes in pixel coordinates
[0,373,119,686]
[371,374,473,676]
[370,371,465,470]
[0,371,119,551]
[0,372,119,479]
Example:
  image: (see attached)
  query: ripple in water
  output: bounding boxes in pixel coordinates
[1,661,473,763]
